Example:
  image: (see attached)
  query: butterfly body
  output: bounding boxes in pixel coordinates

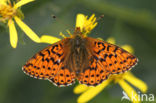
[22,28,138,87]
[66,34,90,77]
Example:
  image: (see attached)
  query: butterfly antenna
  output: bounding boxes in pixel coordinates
[51,14,74,37]
[95,14,104,36]
[97,14,104,21]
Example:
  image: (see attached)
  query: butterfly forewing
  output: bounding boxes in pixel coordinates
[78,37,138,86]
[22,38,76,87]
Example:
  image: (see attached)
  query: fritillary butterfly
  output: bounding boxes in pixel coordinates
[22,27,138,87]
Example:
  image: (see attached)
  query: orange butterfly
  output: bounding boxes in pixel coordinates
[22,27,138,87]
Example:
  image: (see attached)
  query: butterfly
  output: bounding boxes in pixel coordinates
[22,27,138,87]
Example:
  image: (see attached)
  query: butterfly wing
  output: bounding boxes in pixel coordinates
[78,37,138,86]
[22,38,76,87]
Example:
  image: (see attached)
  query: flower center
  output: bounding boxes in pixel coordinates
[0,4,16,21]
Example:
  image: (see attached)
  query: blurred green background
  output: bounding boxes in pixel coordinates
[0,0,156,103]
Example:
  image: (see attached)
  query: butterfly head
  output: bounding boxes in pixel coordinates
[71,27,86,47]
[73,27,84,37]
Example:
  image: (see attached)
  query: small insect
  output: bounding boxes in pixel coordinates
[22,27,138,87]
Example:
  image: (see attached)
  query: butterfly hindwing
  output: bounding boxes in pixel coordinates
[78,56,110,86]
[48,67,76,87]
[22,38,76,87]
[78,37,138,86]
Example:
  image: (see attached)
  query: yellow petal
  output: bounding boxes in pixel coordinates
[66,29,72,36]
[88,14,95,22]
[14,16,40,43]
[118,79,140,103]
[73,84,89,94]
[8,19,18,48]
[59,32,66,38]
[83,14,97,35]
[77,80,111,103]
[0,0,7,5]
[14,0,35,9]
[124,72,148,93]
[121,45,134,54]
[76,14,85,31]
[106,37,116,44]
[40,35,60,44]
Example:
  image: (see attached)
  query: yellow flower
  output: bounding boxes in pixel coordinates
[76,14,97,36]
[73,38,147,103]
[0,0,40,48]
[39,13,147,103]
